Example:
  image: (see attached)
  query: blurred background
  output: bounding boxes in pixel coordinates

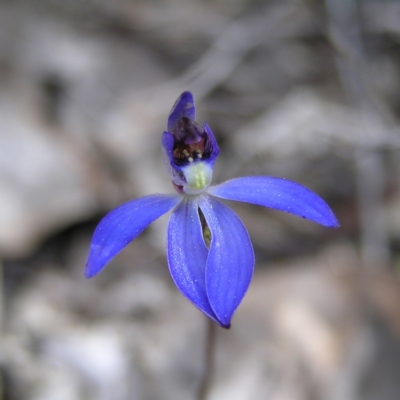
[1,0,400,399]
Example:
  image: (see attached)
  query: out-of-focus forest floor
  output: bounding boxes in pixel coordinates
[1,0,400,399]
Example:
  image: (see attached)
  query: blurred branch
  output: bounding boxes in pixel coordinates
[197,318,217,400]
[0,259,3,400]
[175,3,299,98]
[323,4,397,126]
[355,149,390,268]
[130,2,301,110]
[323,0,390,269]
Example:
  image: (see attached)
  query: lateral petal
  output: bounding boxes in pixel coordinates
[167,198,220,324]
[208,176,339,228]
[85,195,181,278]
[199,195,254,328]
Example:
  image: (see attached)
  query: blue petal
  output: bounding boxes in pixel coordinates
[203,123,220,167]
[208,177,339,228]
[199,195,254,328]
[167,198,220,324]
[161,130,174,158]
[86,195,181,278]
[167,91,196,132]
[161,131,176,172]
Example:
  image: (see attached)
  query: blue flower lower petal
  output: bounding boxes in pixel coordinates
[86,194,181,278]
[208,176,339,228]
[199,195,254,328]
[167,91,196,132]
[167,198,221,324]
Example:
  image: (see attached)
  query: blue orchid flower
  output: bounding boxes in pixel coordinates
[86,91,339,328]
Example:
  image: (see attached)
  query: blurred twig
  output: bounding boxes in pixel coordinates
[0,259,3,399]
[175,3,299,98]
[127,2,301,111]
[354,149,390,268]
[0,259,3,334]
[197,318,217,400]
[322,0,390,269]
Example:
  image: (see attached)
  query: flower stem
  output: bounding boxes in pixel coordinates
[197,318,217,400]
